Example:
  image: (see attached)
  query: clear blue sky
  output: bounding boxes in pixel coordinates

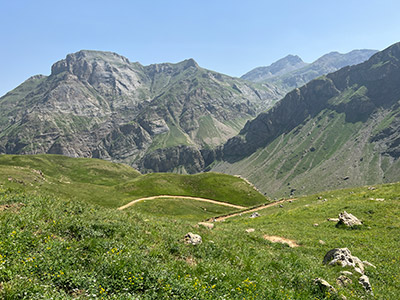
[1,0,400,96]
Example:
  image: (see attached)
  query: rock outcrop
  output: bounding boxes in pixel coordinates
[323,248,364,274]
[336,211,362,227]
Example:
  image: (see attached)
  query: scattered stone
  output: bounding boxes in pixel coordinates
[314,278,336,294]
[368,186,376,190]
[327,218,340,222]
[263,235,299,248]
[336,275,352,287]
[245,228,255,233]
[279,204,284,208]
[337,211,362,227]
[343,176,349,180]
[323,248,364,274]
[363,260,376,269]
[288,200,293,203]
[319,240,326,245]
[313,223,319,227]
[184,232,202,245]
[250,212,260,218]
[359,275,373,294]
[7,177,13,181]
[318,196,322,199]
[323,198,328,202]
[198,222,214,229]
[375,198,385,201]
[341,271,353,276]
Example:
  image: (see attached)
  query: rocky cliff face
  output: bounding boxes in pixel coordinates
[212,42,400,197]
[0,50,284,172]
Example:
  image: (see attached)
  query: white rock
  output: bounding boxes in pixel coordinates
[184,232,202,245]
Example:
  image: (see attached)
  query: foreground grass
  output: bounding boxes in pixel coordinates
[0,180,399,299]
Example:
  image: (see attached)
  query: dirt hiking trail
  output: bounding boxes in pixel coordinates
[118,195,246,211]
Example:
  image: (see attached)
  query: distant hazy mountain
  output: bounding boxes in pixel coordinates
[241,55,308,82]
[0,50,284,172]
[211,42,400,197]
[242,49,378,93]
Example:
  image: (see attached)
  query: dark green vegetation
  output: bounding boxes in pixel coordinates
[0,154,266,209]
[213,42,400,198]
[0,50,283,173]
[0,154,398,298]
[242,50,377,93]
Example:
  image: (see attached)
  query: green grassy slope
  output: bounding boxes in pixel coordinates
[0,154,266,209]
[0,173,398,298]
[129,197,234,221]
[119,172,266,207]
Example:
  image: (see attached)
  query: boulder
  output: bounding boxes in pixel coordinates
[336,275,352,287]
[336,211,362,227]
[359,275,373,294]
[323,248,364,274]
[314,278,336,294]
[184,232,202,245]
[250,212,260,218]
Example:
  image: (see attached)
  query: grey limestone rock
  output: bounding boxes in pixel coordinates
[184,232,202,245]
[359,275,373,294]
[323,248,364,274]
[250,212,260,218]
[314,278,337,294]
[337,211,362,227]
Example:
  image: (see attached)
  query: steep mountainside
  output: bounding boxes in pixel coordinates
[212,42,400,197]
[0,51,284,172]
[242,49,377,93]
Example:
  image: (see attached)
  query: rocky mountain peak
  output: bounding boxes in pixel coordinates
[50,50,133,78]
[241,54,307,82]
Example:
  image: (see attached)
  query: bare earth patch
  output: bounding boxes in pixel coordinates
[0,202,24,212]
[263,235,299,248]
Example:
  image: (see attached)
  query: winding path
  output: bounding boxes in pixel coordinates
[206,198,296,222]
[118,195,246,211]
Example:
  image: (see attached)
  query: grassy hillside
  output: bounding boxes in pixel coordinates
[119,172,266,207]
[0,154,267,209]
[0,170,398,298]
[213,108,400,198]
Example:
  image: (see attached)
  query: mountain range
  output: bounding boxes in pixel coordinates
[1,44,398,196]
[0,50,283,172]
[241,49,378,93]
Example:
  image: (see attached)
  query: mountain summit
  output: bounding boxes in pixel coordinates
[241,55,307,82]
[242,49,378,93]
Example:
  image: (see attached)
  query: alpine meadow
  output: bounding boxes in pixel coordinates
[0,1,400,299]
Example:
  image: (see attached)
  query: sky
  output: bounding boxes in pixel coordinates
[1,0,400,97]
